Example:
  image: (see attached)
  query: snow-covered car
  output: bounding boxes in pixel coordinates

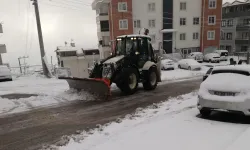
[0,65,12,81]
[214,50,228,61]
[203,53,220,63]
[198,65,250,117]
[186,52,204,63]
[161,59,175,70]
[178,59,201,70]
[203,67,213,81]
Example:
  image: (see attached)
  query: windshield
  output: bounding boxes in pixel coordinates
[212,70,250,76]
[115,38,136,56]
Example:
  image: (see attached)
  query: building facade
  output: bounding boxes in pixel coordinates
[0,24,7,65]
[92,0,222,57]
[221,0,250,53]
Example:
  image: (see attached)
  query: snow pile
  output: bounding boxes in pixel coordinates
[46,91,250,150]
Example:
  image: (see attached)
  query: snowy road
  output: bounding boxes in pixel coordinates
[0,79,201,150]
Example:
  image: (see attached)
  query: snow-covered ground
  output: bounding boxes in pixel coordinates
[47,92,250,150]
[0,67,207,116]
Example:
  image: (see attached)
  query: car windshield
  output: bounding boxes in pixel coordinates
[206,68,213,74]
[221,52,228,56]
[212,70,250,76]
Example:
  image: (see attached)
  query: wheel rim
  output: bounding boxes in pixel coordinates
[128,73,137,89]
[150,71,157,85]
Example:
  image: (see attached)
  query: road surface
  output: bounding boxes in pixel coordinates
[0,79,201,150]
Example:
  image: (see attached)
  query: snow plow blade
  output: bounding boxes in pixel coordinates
[58,77,111,100]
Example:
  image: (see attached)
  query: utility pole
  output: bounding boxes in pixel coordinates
[18,57,22,73]
[31,0,50,77]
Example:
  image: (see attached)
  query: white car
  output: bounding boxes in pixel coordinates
[203,53,220,63]
[161,59,175,70]
[0,65,12,81]
[186,52,204,63]
[197,65,250,117]
[214,50,228,61]
[178,59,201,70]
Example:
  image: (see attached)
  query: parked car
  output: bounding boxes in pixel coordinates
[161,59,175,70]
[197,65,250,117]
[178,59,201,70]
[186,52,204,63]
[203,67,213,81]
[203,53,220,63]
[0,65,12,81]
[214,50,228,61]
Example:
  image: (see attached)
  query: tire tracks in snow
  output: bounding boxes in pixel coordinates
[0,79,201,150]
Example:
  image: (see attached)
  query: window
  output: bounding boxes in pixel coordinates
[209,0,216,9]
[118,2,127,12]
[148,3,155,12]
[149,19,156,28]
[180,33,186,40]
[221,20,226,27]
[150,35,156,43]
[180,18,186,26]
[226,33,232,40]
[180,2,186,10]
[241,46,248,52]
[119,19,128,29]
[221,32,225,40]
[134,20,141,28]
[242,32,248,39]
[193,32,199,40]
[208,16,216,25]
[227,20,233,26]
[220,45,225,49]
[207,30,215,40]
[193,17,199,25]
[100,20,109,32]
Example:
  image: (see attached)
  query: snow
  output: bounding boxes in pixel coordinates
[161,66,207,81]
[213,64,250,73]
[179,59,201,66]
[49,92,250,150]
[0,75,92,115]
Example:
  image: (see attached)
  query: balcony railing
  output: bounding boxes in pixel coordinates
[223,11,250,18]
[236,24,250,31]
[235,38,250,45]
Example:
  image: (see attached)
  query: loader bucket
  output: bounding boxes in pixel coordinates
[58,77,111,100]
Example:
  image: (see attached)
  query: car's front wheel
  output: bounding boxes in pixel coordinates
[143,67,158,90]
[200,108,212,117]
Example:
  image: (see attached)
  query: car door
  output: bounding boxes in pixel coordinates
[182,60,188,69]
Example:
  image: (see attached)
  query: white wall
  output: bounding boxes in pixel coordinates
[132,0,163,50]
[173,0,201,49]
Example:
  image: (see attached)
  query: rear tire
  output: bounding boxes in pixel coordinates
[117,68,139,95]
[143,67,158,90]
[200,108,211,117]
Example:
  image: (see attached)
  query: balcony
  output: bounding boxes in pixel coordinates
[92,0,110,10]
[236,24,250,31]
[235,38,250,45]
[223,11,250,19]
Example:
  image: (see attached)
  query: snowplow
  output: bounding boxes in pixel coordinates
[58,34,162,100]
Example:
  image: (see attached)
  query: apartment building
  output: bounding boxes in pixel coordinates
[92,0,222,57]
[220,0,250,53]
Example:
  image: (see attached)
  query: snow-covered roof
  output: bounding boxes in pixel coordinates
[55,46,80,52]
[213,65,250,73]
[223,0,250,7]
[117,34,151,38]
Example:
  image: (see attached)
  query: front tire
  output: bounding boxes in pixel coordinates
[117,68,139,95]
[143,67,158,90]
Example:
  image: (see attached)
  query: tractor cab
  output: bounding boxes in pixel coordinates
[114,35,156,68]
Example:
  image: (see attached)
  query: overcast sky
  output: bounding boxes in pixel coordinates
[0,0,237,67]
